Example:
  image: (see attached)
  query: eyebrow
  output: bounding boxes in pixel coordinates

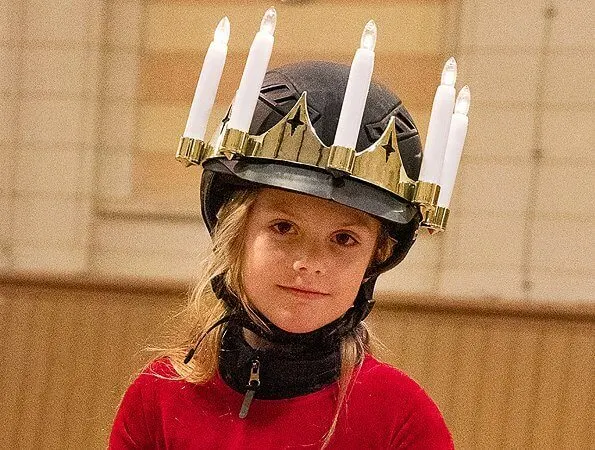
[264,201,377,231]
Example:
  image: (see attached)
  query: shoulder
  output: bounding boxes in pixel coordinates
[348,355,454,448]
[133,358,180,388]
[119,358,181,403]
[122,358,192,414]
[109,358,183,449]
[354,355,428,400]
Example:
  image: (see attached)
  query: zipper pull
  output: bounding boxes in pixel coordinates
[239,358,260,419]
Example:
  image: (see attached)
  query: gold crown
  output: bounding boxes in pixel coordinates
[176,92,448,232]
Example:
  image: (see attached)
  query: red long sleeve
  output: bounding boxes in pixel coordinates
[110,356,454,449]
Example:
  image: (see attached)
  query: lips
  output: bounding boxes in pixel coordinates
[278,285,330,297]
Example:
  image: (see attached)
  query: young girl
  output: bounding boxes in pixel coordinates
[110,61,454,449]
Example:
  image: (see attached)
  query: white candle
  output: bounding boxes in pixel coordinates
[333,20,377,149]
[418,57,457,184]
[184,17,230,140]
[228,7,276,132]
[437,86,470,208]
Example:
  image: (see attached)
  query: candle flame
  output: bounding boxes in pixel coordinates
[454,85,470,115]
[260,7,277,35]
[214,17,230,45]
[441,57,457,86]
[360,20,377,51]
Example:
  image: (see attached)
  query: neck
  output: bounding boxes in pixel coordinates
[219,319,342,400]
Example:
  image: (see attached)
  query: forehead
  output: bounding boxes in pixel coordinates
[252,188,380,229]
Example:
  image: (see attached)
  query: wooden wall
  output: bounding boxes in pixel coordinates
[372,298,594,449]
[1,277,592,449]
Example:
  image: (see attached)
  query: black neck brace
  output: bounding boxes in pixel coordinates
[208,274,377,399]
[219,318,341,399]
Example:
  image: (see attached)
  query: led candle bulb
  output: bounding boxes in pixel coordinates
[360,20,377,51]
[333,20,377,149]
[183,17,230,140]
[228,7,276,132]
[441,57,457,86]
[418,57,457,184]
[437,86,470,208]
[260,7,277,35]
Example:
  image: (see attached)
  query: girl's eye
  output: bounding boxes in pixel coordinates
[271,221,294,235]
[333,232,358,246]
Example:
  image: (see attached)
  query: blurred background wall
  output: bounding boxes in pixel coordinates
[0,0,593,449]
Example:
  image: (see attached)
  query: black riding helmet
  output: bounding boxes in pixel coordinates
[200,61,423,338]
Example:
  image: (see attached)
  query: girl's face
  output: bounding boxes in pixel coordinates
[242,188,381,333]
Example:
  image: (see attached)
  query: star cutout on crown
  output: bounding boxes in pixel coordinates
[381,132,397,162]
[286,106,304,136]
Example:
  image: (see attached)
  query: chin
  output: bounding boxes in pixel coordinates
[272,317,324,334]
[280,325,318,334]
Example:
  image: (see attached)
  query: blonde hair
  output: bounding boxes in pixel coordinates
[151,187,395,448]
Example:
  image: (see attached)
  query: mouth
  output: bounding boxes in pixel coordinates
[278,285,331,298]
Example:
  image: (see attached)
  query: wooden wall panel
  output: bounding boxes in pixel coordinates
[503,325,542,449]
[39,298,78,449]
[16,298,54,449]
[1,282,592,449]
[565,325,595,449]
[1,296,36,447]
[369,305,595,450]
[425,320,460,418]
[530,325,568,449]
[0,285,182,450]
[475,322,515,449]
[450,322,487,449]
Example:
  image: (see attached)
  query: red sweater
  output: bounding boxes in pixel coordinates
[110,355,454,449]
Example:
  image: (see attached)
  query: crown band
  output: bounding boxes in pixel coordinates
[176,91,447,229]
[423,205,450,233]
[176,137,207,167]
[220,128,252,160]
[328,146,356,174]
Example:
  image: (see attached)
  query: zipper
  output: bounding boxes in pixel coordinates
[239,357,260,419]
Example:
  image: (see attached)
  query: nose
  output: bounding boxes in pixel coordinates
[292,242,327,276]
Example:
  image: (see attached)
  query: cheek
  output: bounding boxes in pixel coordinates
[337,260,368,292]
[328,249,373,292]
[243,235,285,283]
